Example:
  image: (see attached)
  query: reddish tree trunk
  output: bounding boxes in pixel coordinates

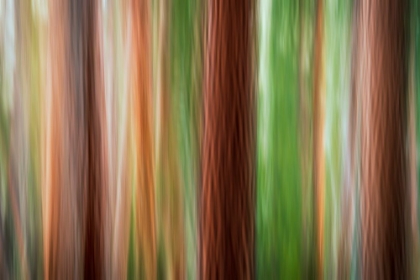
[200,0,256,278]
[357,0,410,278]
[47,0,105,277]
[79,0,105,278]
[131,0,157,278]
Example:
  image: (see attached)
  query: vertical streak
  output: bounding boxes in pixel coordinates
[299,0,314,276]
[45,0,67,276]
[82,0,105,277]
[408,2,419,276]
[169,0,203,277]
[415,2,420,276]
[106,1,131,278]
[338,3,360,278]
[409,35,419,278]
[313,0,325,277]
[200,0,256,278]
[9,0,33,276]
[10,0,44,277]
[131,0,157,277]
[0,9,4,270]
[407,42,419,278]
[157,0,185,277]
[46,0,106,277]
[358,0,410,278]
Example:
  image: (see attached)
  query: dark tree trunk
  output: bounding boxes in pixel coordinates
[78,0,105,278]
[46,0,106,277]
[357,0,410,278]
[45,0,107,277]
[200,0,256,278]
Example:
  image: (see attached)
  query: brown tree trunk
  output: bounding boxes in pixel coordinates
[357,0,410,278]
[200,0,256,278]
[45,0,106,277]
[45,0,69,277]
[80,0,105,277]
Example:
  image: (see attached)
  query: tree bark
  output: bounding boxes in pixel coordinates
[200,0,256,278]
[357,0,410,278]
[80,0,105,277]
[131,0,157,278]
[46,0,106,277]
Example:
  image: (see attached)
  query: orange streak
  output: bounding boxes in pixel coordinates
[131,0,157,277]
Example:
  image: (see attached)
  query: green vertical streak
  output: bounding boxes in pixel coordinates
[0,7,9,277]
[0,10,8,238]
[9,2,44,276]
[257,0,302,277]
[128,200,138,279]
[323,0,351,277]
[169,0,201,278]
[27,8,43,278]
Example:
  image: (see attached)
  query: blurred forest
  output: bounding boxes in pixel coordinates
[0,0,419,278]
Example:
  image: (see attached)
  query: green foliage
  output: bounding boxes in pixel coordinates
[257,0,302,277]
[169,0,202,278]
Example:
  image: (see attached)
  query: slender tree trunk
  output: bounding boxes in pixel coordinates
[357,0,410,278]
[80,0,105,277]
[45,0,68,276]
[200,0,256,278]
[131,0,157,278]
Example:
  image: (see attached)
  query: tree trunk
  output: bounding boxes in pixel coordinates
[80,0,105,277]
[46,0,106,277]
[131,0,157,278]
[200,0,256,278]
[357,0,410,278]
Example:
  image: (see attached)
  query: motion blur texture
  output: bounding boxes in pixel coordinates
[0,0,420,279]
